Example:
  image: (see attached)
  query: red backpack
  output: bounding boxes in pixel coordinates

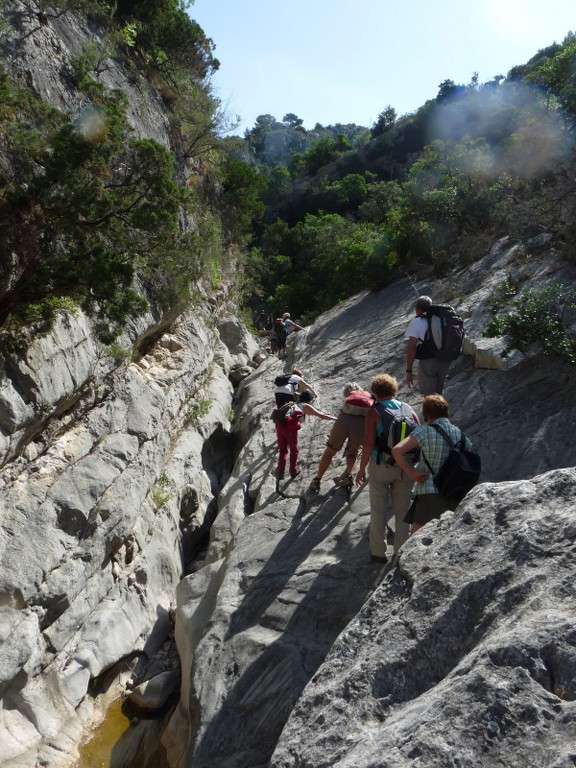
[342,389,372,416]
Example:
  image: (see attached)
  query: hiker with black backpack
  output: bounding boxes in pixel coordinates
[274,369,316,407]
[404,295,465,395]
[272,391,335,481]
[354,374,420,563]
[392,394,480,532]
[273,318,288,360]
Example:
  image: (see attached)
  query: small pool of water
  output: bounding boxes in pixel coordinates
[76,697,130,768]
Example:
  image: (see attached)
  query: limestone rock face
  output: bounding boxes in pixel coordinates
[165,239,576,768]
[271,469,576,768]
[0,301,260,767]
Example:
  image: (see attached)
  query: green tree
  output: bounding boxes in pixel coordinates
[522,34,576,113]
[289,134,352,177]
[263,165,292,204]
[218,158,266,241]
[371,105,397,137]
[0,77,194,338]
[282,113,304,128]
[265,213,385,320]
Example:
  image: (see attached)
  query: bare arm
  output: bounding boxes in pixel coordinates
[406,337,419,389]
[392,436,428,484]
[303,404,336,420]
[300,378,317,397]
[355,408,378,485]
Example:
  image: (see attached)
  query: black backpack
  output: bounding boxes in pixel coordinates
[274,374,292,387]
[373,402,420,465]
[274,322,287,345]
[270,402,301,427]
[417,304,465,362]
[422,423,482,500]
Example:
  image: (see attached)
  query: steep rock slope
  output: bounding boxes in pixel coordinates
[166,238,576,768]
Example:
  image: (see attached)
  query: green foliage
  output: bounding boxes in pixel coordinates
[0,74,197,339]
[218,157,266,241]
[289,134,352,177]
[105,342,132,363]
[257,213,389,321]
[371,105,397,137]
[69,41,101,89]
[262,165,292,204]
[5,296,79,340]
[114,0,219,82]
[185,397,212,426]
[484,282,576,363]
[509,33,576,114]
[151,473,172,508]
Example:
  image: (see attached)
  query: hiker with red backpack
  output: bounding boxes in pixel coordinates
[355,374,420,563]
[309,381,372,494]
[272,391,335,480]
[392,394,480,532]
[404,295,465,395]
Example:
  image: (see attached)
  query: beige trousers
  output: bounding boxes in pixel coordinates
[368,459,413,557]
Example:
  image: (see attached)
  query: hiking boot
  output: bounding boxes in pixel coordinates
[333,473,353,491]
[276,469,285,480]
[371,554,388,564]
[290,469,300,479]
[309,477,321,493]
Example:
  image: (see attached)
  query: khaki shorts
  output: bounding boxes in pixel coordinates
[326,412,365,457]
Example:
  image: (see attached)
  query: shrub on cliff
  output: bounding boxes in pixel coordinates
[0,71,200,340]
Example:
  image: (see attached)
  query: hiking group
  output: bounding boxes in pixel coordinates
[270,296,481,564]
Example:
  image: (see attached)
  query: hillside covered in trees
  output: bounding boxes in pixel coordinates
[239,33,576,361]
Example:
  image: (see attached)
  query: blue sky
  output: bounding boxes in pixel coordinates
[189,0,575,135]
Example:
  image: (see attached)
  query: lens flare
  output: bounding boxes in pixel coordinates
[73,105,107,143]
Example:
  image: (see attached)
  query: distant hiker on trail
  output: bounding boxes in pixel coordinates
[282,313,305,338]
[309,382,371,494]
[273,391,335,481]
[273,317,288,359]
[392,394,473,533]
[404,295,465,395]
[255,310,271,331]
[274,369,316,407]
[355,374,420,563]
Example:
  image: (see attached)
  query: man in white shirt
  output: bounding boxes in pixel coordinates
[282,312,305,336]
[404,295,451,395]
[274,369,316,407]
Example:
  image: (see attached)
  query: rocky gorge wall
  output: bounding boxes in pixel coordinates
[0,3,263,764]
[0,290,263,766]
